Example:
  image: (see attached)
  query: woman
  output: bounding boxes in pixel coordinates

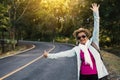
[43,3,108,80]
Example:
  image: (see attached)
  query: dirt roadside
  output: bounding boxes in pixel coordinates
[101,50,120,80]
[0,44,35,59]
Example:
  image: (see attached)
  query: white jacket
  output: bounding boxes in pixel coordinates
[47,11,109,80]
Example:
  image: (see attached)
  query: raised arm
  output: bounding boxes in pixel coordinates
[90,3,100,48]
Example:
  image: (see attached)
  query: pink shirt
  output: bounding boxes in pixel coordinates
[80,49,98,75]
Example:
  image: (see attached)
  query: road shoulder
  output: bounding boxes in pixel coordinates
[0,44,35,59]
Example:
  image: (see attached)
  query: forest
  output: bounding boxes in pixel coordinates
[0,0,120,52]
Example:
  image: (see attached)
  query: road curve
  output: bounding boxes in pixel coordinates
[0,41,77,80]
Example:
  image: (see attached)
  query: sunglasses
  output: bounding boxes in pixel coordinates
[77,35,86,40]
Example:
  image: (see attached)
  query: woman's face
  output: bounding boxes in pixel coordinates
[77,32,88,45]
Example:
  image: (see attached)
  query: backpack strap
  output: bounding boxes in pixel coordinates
[91,42,103,60]
[91,42,100,53]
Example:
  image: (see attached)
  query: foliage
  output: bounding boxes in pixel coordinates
[0,3,9,30]
[0,0,120,48]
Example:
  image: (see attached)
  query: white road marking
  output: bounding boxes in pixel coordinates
[0,45,55,80]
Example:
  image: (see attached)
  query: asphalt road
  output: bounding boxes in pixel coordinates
[0,41,77,80]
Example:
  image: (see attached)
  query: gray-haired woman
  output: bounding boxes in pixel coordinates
[43,3,108,80]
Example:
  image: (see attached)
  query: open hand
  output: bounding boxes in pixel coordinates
[90,3,100,12]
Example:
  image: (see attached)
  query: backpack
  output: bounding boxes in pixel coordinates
[91,42,103,59]
[91,42,109,80]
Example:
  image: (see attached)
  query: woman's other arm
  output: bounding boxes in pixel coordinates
[90,3,100,48]
[43,48,76,59]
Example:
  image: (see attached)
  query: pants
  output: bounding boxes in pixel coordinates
[80,74,99,80]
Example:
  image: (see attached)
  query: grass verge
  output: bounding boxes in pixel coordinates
[101,50,120,79]
[0,44,32,59]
